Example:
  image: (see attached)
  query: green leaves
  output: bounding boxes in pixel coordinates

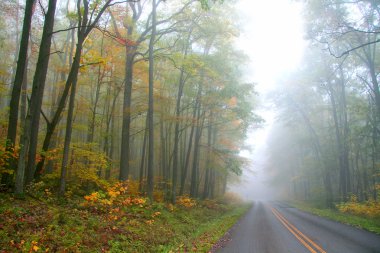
[198,0,224,10]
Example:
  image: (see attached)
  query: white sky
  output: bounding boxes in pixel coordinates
[230,0,307,200]
[236,0,306,94]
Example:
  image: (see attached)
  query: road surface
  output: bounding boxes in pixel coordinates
[216,201,380,253]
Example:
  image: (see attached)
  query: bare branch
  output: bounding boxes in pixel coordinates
[357,74,375,92]
[51,25,90,35]
[327,38,380,58]
[79,61,104,68]
[38,0,46,16]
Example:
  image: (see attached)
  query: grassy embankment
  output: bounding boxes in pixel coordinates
[289,199,380,234]
[0,187,250,252]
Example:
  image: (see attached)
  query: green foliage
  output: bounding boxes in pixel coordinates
[0,0,257,207]
[0,142,17,176]
[27,143,110,198]
[199,0,224,10]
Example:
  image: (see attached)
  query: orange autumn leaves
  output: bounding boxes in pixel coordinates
[82,181,200,229]
[83,182,146,210]
[9,240,40,252]
[83,181,199,212]
[0,145,18,175]
[176,196,197,208]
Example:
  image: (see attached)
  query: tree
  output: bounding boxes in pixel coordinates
[146,0,157,201]
[59,0,117,196]
[2,0,36,187]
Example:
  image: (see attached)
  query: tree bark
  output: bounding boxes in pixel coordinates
[2,0,35,186]
[59,35,84,196]
[171,64,187,202]
[202,112,213,199]
[179,105,197,195]
[139,115,148,192]
[14,66,30,195]
[327,79,348,201]
[119,1,142,181]
[25,0,57,184]
[146,0,157,201]
[190,104,204,198]
[119,43,135,180]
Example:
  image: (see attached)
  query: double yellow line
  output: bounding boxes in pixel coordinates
[271,207,327,253]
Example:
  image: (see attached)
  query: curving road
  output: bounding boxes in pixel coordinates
[216,201,380,253]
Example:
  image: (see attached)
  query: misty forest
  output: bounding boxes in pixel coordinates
[0,0,379,252]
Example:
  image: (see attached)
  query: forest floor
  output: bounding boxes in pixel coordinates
[0,190,250,253]
[289,200,380,234]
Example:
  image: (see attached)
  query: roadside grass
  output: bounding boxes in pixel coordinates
[0,191,250,252]
[289,200,380,235]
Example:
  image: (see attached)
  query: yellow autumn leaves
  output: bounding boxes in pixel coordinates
[336,194,380,218]
[83,182,146,208]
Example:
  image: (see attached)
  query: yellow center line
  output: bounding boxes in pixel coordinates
[272,207,327,253]
[270,207,317,253]
[270,206,327,253]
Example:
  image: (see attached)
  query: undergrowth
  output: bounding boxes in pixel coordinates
[0,182,250,252]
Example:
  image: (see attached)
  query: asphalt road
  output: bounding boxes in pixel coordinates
[216,201,380,253]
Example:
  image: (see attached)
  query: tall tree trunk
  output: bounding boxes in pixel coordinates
[171,67,186,202]
[179,105,197,195]
[34,26,79,178]
[159,116,168,194]
[171,29,192,203]
[57,0,103,194]
[210,168,215,198]
[139,115,148,192]
[106,106,116,180]
[327,79,348,201]
[25,0,57,184]
[339,67,350,195]
[15,112,31,195]
[2,0,35,186]
[59,36,84,196]
[190,105,204,198]
[202,113,213,199]
[87,28,106,144]
[87,68,103,143]
[366,48,380,118]
[104,84,119,180]
[119,33,136,181]
[147,0,157,201]
[44,71,59,174]
[14,65,30,195]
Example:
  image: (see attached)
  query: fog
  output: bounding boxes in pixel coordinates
[228,0,307,201]
[227,109,279,201]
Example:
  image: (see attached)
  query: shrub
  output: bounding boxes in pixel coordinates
[0,142,18,176]
[82,181,147,213]
[176,195,197,208]
[336,195,380,218]
[27,143,110,198]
